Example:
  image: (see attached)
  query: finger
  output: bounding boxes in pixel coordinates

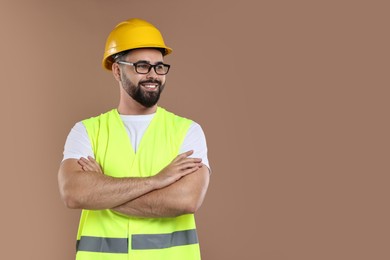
[83,163,95,172]
[173,150,194,162]
[80,164,90,172]
[87,156,97,162]
[78,158,98,172]
[93,165,103,174]
[176,157,202,166]
[87,156,102,173]
[78,157,88,163]
[177,162,203,171]
[78,157,88,166]
[178,165,201,176]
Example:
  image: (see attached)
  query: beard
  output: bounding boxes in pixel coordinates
[121,73,165,108]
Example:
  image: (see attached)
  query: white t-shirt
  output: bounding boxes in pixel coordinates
[63,112,210,170]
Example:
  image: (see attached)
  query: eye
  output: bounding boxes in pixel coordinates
[136,63,151,70]
[155,64,165,71]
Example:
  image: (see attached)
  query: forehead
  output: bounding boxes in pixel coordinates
[126,48,164,62]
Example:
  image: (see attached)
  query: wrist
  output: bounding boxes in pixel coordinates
[146,175,160,190]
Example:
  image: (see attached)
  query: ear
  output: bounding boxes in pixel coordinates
[112,63,121,82]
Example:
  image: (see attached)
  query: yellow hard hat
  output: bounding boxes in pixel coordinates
[102,18,173,70]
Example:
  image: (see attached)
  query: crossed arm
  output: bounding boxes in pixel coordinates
[58,151,210,218]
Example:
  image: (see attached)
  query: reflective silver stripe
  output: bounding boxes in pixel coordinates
[132,229,198,250]
[76,236,128,253]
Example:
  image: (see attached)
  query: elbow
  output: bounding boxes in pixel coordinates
[58,163,95,209]
[184,205,198,215]
[62,192,82,209]
[182,186,209,214]
[183,196,204,214]
[185,169,209,214]
[59,183,84,209]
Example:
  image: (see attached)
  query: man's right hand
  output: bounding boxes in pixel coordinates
[152,150,202,189]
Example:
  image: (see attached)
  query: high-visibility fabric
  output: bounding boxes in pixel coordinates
[76,107,200,259]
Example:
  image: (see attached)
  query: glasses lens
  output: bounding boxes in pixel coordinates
[155,64,169,75]
[135,63,151,74]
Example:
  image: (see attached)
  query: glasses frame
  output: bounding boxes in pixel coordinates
[117,61,170,75]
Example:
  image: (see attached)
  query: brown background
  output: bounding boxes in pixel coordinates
[0,0,389,259]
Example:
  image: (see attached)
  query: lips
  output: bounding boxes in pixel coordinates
[141,83,158,89]
[139,80,161,91]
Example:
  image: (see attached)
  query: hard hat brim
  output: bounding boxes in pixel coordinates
[103,45,172,71]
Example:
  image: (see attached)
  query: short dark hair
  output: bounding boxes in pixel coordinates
[112,50,131,63]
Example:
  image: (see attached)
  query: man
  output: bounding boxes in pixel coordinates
[58,18,210,259]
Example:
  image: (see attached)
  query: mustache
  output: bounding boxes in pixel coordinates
[139,79,162,85]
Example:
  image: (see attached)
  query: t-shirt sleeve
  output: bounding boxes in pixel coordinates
[179,121,211,172]
[62,121,94,161]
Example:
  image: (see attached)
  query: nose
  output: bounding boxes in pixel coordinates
[146,67,159,79]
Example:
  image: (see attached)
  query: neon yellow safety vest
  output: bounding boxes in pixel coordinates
[76,107,201,259]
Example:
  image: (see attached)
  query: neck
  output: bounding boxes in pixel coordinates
[117,103,157,115]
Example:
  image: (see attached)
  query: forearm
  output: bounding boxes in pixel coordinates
[58,159,158,210]
[112,166,210,218]
[58,152,202,210]
[113,183,189,218]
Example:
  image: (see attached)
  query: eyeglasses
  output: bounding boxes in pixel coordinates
[117,61,170,75]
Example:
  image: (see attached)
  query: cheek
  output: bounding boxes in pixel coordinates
[160,76,166,84]
[124,74,142,86]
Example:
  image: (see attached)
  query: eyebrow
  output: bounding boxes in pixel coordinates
[135,60,164,65]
